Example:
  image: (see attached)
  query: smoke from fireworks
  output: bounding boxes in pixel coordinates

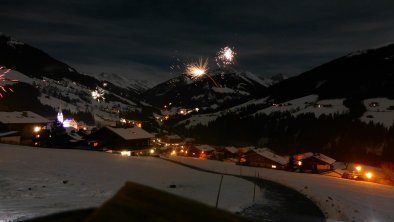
[91,87,105,102]
[216,46,236,67]
[0,66,18,98]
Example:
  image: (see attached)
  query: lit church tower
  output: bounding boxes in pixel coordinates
[57,107,64,123]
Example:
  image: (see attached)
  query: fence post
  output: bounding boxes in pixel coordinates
[215,174,224,208]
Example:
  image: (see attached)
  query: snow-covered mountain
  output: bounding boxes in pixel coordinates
[142,68,270,113]
[95,72,151,94]
[0,34,143,125]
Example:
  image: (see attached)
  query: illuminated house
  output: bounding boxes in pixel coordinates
[239,148,289,169]
[86,126,154,150]
[293,152,336,173]
[186,144,216,159]
[0,111,51,144]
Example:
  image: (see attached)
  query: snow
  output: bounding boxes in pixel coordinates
[252,148,289,165]
[360,98,394,128]
[194,144,215,151]
[211,87,235,94]
[105,126,154,140]
[255,95,318,115]
[0,131,19,137]
[313,153,336,165]
[7,38,24,47]
[168,156,394,222]
[94,72,151,92]
[239,71,271,87]
[0,144,262,221]
[295,99,349,117]
[296,152,336,165]
[5,70,34,84]
[224,146,238,154]
[0,111,50,124]
[177,112,221,128]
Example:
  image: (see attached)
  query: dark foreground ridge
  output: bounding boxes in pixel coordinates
[24,182,250,222]
[163,158,325,222]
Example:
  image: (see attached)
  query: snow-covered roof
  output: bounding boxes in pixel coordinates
[106,126,154,140]
[239,146,254,153]
[295,152,336,165]
[195,145,215,152]
[294,152,314,160]
[225,146,238,154]
[166,135,181,140]
[0,111,51,124]
[0,131,19,137]
[252,148,289,165]
[313,153,336,165]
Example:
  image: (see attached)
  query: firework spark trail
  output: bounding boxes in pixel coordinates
[0,66,18,98]
[216,46,236,67]
[184,58,219,87]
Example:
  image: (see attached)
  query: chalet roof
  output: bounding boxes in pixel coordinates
[313,153,336,165]
[225,146,238,154]
[252,148,289,165]
[166,135,182,140]
[239,146,255,153]
[0,111,51,124]
[0,131,19,137]
[194,145,215,152]
[106,126,154,140]
[294,152,336,165]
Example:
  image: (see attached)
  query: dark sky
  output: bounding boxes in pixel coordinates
[1,0,394,85]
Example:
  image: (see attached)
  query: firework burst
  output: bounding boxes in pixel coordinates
[185,57,209,79]
[0,66,18,98]
[184,58,219,87]
[91,87,105,102]
[216,46,236,67]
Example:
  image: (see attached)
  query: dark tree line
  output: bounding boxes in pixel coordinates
[170,112,394,166]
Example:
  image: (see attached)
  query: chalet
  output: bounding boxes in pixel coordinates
[294,152,336,173]
[160,134,183,145]
[86,126,154,151]
[240,148,289,169]
[0,111,51,144]
[187,144,216,159]
[215,146,239,161]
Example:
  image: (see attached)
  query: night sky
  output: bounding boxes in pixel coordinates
[1,0,394,84]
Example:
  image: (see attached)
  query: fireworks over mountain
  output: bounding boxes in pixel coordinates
[0,67,18,98]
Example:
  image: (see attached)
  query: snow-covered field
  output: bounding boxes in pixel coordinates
[360,98,394,128]
[0,144,261,222]
[168,156,394,222]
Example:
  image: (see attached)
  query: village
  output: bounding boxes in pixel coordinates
[0,108,389,187]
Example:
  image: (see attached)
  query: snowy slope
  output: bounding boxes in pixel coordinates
[254,95,319,115]
[168,156,394,222]
[0,144,261,221]
[94,72,151,93]
[360,98,394,128]
[294,99,349,117]
[6,70,139,124]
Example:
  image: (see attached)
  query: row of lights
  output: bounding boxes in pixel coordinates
[355,165,373,180]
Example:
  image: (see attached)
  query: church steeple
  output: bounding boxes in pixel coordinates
[57,106,63,123]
